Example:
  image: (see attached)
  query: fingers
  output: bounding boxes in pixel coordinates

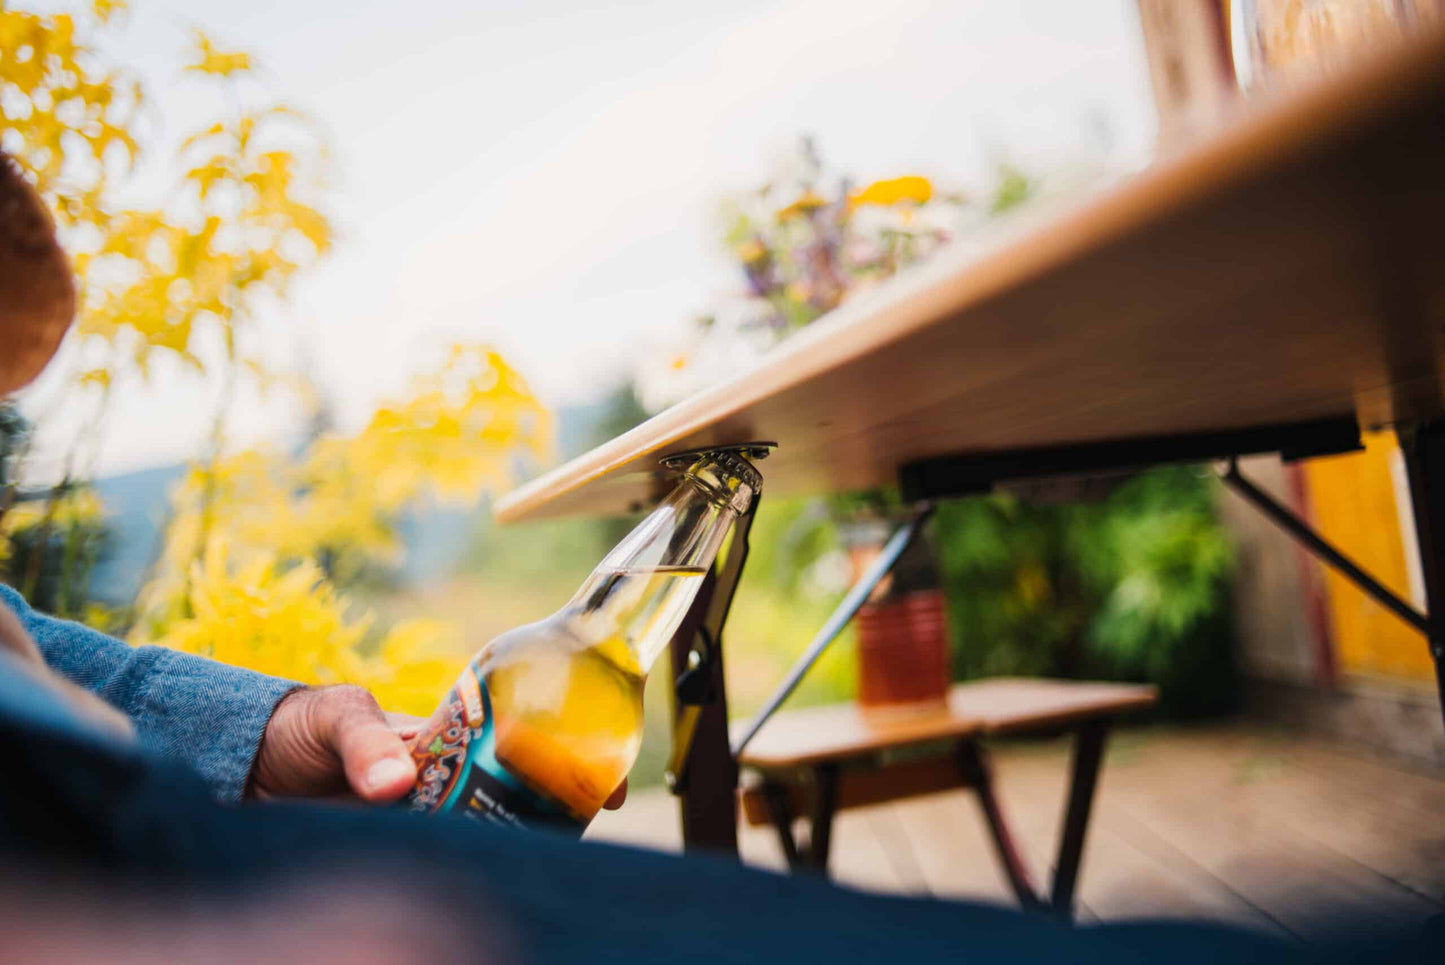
[315,686,418,803]
[602,778,627,810]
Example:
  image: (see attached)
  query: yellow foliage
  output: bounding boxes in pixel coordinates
[7,6,529,716]
[0,489,108,600]
[184,29,251,77]
[1,489,107,535]
[91,1,126,25]
[143,536,465,715]
[130,342,549,712]
[326,345,552,511]
[0,4,140,227]
[3,6,330,384]
[370,619,469,716]
[151,538,370,685]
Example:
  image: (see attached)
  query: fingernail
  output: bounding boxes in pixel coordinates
[365,757,414,792]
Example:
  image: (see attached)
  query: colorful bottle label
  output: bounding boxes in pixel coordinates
[405,666,586,834]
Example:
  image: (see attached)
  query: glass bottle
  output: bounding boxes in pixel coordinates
[405,448,762,833]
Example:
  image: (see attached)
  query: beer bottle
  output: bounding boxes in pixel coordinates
[405,448,762,833]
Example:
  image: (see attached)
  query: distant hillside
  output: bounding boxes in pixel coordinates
[90,464,185,606]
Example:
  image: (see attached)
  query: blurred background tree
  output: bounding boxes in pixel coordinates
[0,3,550,715]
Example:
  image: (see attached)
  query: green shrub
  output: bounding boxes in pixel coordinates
[934,466,1238,718]
[1069,466,1237,717]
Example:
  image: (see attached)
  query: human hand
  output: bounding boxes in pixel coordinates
[249,685,628,809]
[250,685,418,802]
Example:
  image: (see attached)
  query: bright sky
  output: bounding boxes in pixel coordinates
[23,0,1157,479]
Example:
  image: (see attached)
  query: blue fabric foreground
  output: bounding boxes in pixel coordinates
[0,658,1439,964]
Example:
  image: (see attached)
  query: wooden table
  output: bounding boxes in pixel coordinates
[737,681,1156,915]
[493,24,1445,915]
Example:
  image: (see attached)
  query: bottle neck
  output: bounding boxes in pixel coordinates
[567,454,759,673]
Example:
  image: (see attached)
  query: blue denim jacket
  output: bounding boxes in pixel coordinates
[0,583,299,803]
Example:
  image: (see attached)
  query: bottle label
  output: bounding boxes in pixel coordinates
[405,666,586,835]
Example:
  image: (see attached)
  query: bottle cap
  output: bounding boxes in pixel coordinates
[660,443,773,495]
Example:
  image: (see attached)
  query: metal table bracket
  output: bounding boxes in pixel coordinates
[664,490,758,854]
[1220,458,1428,635]
[732,504,936,757]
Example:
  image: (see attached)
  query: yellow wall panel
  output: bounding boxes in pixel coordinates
[1302,431,1434,681]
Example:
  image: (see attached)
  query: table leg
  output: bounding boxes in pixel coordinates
[1050,719,1109,918]
[1399,420,1445,730]
[957,739,1042,911]
[732,506,934,757]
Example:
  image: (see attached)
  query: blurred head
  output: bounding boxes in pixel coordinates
[0,151,74,396]
[0,156,123,735]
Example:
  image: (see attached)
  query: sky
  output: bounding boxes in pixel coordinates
[20,0,1158,479]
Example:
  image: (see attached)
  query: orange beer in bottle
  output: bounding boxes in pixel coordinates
[405,448,762,832]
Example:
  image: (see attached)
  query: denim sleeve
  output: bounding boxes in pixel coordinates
[0,584,301,804]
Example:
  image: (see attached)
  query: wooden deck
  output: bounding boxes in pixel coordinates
[588,723,1445,941]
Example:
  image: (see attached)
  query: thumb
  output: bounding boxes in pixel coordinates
[319,686,418,802]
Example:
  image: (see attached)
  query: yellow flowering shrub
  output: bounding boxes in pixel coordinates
[0,2,140,236]
[131,343,550,714]
[162,539,373,685]
[150,537,465,713]
[3,5,546,714]
[367,618,469,717]
[326,345,552,512]
[1,488,107,535]
[0,488,110,611]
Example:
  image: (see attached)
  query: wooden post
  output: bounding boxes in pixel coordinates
[1399,421,1445,734]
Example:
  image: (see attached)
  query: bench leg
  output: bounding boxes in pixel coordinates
[759,766,840,875]
[957,739,1043,911]
[1050,718,1110,918]
[760,780,803,868]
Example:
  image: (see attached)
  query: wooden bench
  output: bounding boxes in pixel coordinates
[736,678,1157,915]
